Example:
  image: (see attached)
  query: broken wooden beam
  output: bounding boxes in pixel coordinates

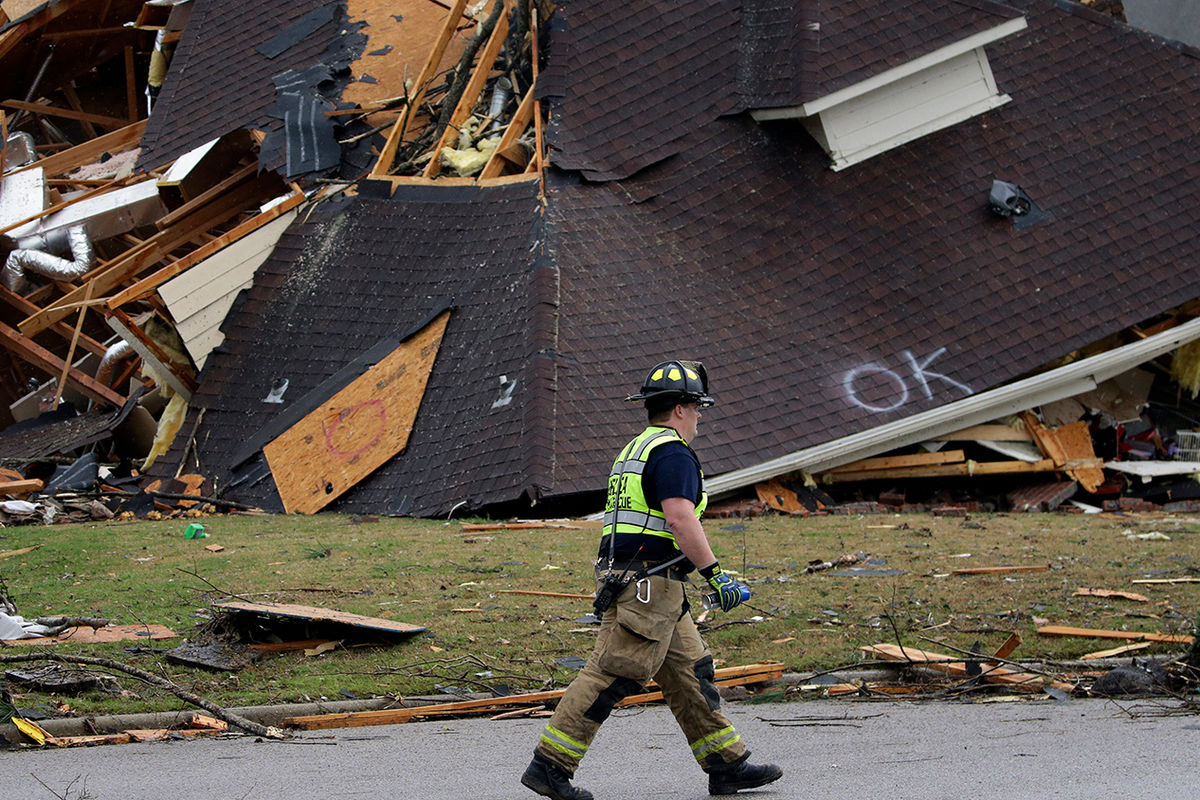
[5,119,146,178]
[0,321,126,407]
[1036,624,1194,645]
[819,458,1057,483]
[862,642,1074,692]
[829,450,965,473]
[0,479,44,498]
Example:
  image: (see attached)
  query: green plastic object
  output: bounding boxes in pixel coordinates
[184,523,207,539]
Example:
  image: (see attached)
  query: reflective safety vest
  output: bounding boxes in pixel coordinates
[602,426,708,546]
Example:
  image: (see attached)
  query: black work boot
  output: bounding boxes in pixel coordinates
[521,754,594,800]
[708,758,783,795]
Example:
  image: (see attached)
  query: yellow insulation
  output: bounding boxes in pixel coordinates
[1171,340,1200,399]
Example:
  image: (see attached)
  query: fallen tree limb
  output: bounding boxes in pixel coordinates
[0,651,286,739]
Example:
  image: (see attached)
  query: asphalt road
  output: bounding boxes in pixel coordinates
[3,697,1197,799]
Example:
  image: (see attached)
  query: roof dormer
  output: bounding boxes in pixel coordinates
[750,13,1027,170]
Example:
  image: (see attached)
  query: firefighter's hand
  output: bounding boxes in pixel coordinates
[701,563,750,612]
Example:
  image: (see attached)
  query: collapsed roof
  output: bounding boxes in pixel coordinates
[5,0,1200,518]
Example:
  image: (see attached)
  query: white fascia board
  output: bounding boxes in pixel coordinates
[706,315,1200,495]
[749,15,1028,121]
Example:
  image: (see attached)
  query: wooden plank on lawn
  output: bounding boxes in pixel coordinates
[1036,625,1194,645]
[1072,588,1149,602]
[263,310,450,514]
[0,543,42,559]
[1080,641,1153,660]
[950,564,1051,575]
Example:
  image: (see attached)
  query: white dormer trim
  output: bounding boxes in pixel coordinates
[751,15,1028,170]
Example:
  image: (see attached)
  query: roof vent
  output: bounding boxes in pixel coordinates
[988,180,1051,229]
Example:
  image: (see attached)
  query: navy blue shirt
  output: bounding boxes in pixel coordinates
[599,440,702,565]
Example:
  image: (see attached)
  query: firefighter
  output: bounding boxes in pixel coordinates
[521,360,784,799]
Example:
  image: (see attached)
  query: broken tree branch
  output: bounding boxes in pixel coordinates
[0,652,285,738]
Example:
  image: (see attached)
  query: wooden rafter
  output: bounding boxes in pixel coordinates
[421,0,511,179]
[1,99,130,130]
[0,321,124,408]
[19,173,282,337]
[5,119,145,178]
[371,0,472,178]
[478,84,534,180]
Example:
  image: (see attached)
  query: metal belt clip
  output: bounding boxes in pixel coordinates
[635,577,651,604]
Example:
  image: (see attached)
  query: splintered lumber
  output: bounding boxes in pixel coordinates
[1036,624,1194,645]
[862,643,1073,692]
[1072,588,1150,602]
[991,632,1022,661]
[371,0,471,177]
[263,310,450,513]
[1021,413,1104,492]
[0,544,41,560]
[1080,641,1153,660]
[0,479,43,497]
[282,663,785,730]
[213,600,426,636]
[950,564,1051,575]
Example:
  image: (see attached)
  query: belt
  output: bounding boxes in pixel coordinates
[595,559,690,582]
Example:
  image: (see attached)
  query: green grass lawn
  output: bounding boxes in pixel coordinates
[2,509,1198,717]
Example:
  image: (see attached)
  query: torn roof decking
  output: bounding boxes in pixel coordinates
[136,0,472,173]
[157,0,1200,515]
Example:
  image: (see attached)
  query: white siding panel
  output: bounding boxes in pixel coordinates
[159,209,298,369]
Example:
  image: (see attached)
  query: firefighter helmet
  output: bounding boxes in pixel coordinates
[625,360,715,407]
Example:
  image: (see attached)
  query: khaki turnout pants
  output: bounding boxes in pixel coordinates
[534,574,748,775]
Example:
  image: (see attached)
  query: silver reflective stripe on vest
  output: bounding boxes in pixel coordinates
[606,509,670,533]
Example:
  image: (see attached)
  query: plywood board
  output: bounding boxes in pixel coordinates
[263,310,449,513]
[342,0,470,129]
[3,624,177,645]
[213,600,425,635]
[1036,624,1193,645]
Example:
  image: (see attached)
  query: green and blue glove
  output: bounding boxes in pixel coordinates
[699,562,750,612]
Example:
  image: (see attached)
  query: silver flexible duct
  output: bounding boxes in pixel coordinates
[95,340,136,388]
[2,225,95,292]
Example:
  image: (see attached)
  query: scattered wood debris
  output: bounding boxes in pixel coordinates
[282,662,785,730]
[862,642,1076,693]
